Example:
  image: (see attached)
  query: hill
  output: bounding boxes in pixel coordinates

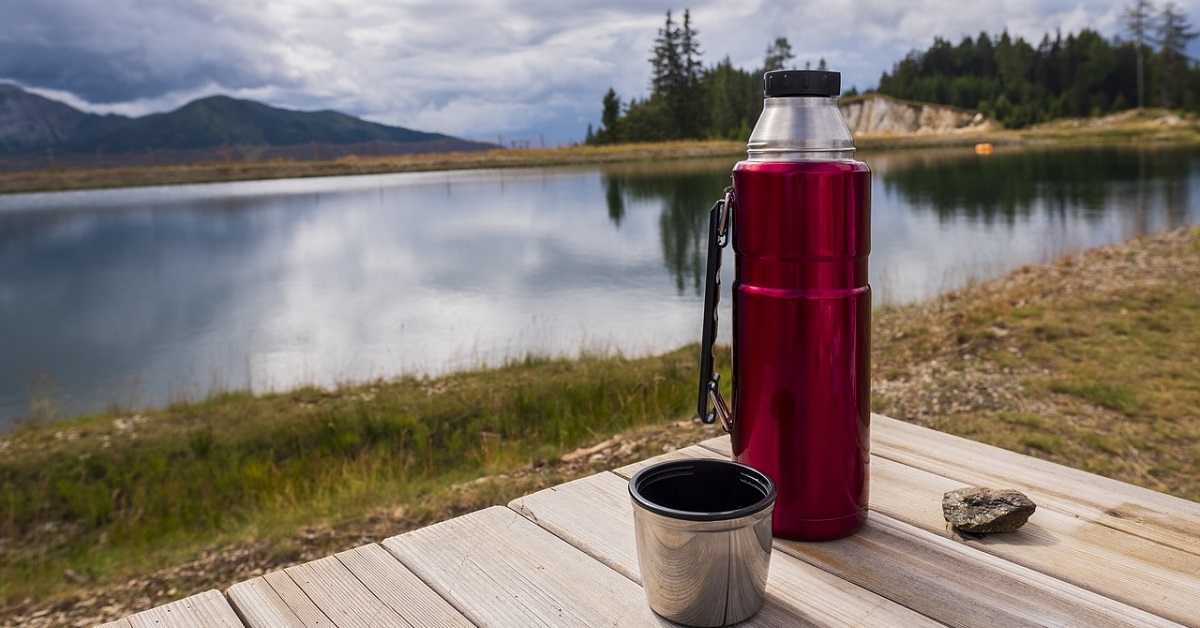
[0,84,120,154]
[0,84,495,168]
[68,95,450,153]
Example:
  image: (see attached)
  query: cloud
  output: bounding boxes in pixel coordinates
[2,0,1197,144]
[0,0,293,102]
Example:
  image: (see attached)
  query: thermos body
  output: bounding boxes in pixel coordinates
[730,160,871,541]
[698,70,872,541]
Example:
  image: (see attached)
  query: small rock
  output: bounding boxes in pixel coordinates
[942,487,1037,534]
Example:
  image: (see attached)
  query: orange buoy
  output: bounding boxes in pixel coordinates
[974,143,994,155]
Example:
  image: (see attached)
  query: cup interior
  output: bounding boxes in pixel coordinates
[630,459,776,522]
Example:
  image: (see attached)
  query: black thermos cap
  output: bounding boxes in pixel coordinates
[763,70,841,97]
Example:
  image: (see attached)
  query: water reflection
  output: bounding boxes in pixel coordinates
[867,144,1198,304]
[872,145,1195,228]
[0,146,1196,428]
[602,159,733,295]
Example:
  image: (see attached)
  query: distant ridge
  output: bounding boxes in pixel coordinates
[0,84,497,170]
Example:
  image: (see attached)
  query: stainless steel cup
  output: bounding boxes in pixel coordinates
[629,459,776,627]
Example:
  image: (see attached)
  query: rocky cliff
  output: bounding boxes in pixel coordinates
[841,95,997,136]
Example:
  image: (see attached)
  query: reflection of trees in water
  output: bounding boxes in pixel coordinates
[603,164,729,295]
[603,146,1197,296]
[879,146,1197,230]
[605,178,626,226]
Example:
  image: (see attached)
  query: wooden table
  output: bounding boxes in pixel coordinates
[101,414,1200,627]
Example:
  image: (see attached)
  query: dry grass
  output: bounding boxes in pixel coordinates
[4,109,1200,195]
[873,224,1200,501]
[0,141,745,194]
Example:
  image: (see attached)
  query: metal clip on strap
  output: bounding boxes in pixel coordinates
[698,187,733,432]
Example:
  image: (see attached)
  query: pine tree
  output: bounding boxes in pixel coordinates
[588,87,623,145]
[1122,0,1156,108]
[651,11,683,100]
[678,10,706,138]
[648,9,705,139]
[763,37,794,72]
[1156,2,1199,108]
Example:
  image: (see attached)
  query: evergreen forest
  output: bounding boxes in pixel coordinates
[588,2,1199,143]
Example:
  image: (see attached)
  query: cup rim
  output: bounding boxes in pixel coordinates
[629,458,777,522]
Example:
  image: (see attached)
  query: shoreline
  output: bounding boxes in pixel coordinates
[3,110,1198,195]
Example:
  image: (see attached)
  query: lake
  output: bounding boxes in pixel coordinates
[1,144,1197,430]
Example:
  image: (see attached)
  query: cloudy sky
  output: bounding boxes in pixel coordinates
[3,0,1198,145]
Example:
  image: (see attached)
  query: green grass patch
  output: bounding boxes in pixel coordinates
[1048,381,1140,414]
[997,412,1045,428]
[1019,433,1063,453]
[0,345,716,602]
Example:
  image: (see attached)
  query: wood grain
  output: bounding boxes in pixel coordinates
[105,590,243,628]
[869,413,1200,555]
[383,505,662,627]
[511,470,942,627]
[282,555,410,628]
[780,512,1180,628]
[227,574,326,627]
[334,544,472,628]
[699,423,1199,626]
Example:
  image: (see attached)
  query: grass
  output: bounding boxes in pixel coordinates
[0,346,723,603]
[872,226,1200,501]
[3,108,1199,195]
[0,141,746,194]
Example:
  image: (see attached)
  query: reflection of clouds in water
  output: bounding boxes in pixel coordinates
[203,168,708,397]
[3,148,1199,426]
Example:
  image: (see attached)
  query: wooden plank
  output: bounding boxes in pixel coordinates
[700,433,1200,626]
[227,573,330,628]
[776,514,1181,628]
[870,455,1200,626]
[334,544,472,628]
[509,471,639,582]
[870,413,1200,555]
[383,505,662,627]
[612,444,721,477]
[95,619,133,628]
[282,555,410,628]
[114,590,244,628]
[511,470,942,627]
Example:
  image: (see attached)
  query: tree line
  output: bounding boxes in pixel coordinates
[586,10,832,145]
[588,4,1198,143]
[877,1,1198,128]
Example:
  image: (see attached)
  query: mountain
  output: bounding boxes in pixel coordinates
[0,84,127,154]
[0,83,493,162]
[68,95,453,154]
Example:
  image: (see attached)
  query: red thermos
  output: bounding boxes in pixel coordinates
[699,70,870,541]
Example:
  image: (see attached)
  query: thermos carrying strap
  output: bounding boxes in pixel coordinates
[698,187,733,432]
